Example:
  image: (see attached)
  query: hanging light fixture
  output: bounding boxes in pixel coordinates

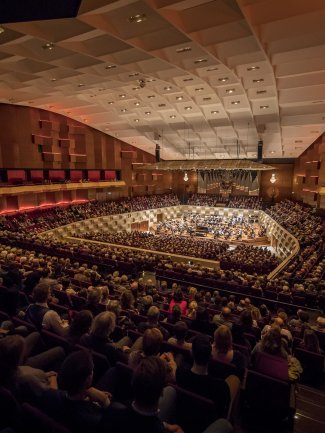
[270,173,277,184]
[184,172,189,182]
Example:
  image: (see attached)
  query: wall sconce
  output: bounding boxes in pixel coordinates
[270,173,277,184]
[184,172,189,182]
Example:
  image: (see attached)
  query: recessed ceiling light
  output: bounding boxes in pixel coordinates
[66,111,71,115]
[164,86,172,91]
[145,111,151,115]
[183,78,193,82]
[78,83,85,87]
[295,140,303,143]
[260,105,269,109]
[207,67,219,71]
[219,77,228,82]
[147,78,156,82]
[105,65,116,69]
[105,128,109,131]
[271,151,275,154]
[176,96,183,101]
[226,88,235,94]
[203,97,211,101]
[256,90,266,94]
[247,66,260,71]
[134,102,140,106]
[51,78,57,82]
[195,88,204,92]
[134,119,139,122]
[211,110,219,114]
[194,59,207,64]
[132,86,140,91]
[185,106,192,110]
[170,115,176,119]
[120,94,126,98]
[231,101,240,105]
[176,47,192,53]
[121,109,127,113]
[108,101,114,105]
[158,103,166,107]
[129,72,139,77]
[42,42,55,50]
[147,95,155,99]
[253,79,264,83]
[128,13,147,23]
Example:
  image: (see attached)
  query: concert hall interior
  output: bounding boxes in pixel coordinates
[0,1,324,433]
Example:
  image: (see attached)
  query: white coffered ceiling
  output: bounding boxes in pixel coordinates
[0,0,324,160]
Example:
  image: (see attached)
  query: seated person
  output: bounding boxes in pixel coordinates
[24,283,69,336]
[0,334,64,401]
[80,312,130,365]
[129,328,176,383]
[176,335,239,419]
[106,356,184,433]
[42,350,114,433]
[168,289,187,316]
[251,326,302,382]
[212,326,246,376]
[138,306,169,340]
[167,321,192,351]
[299,329,322,354]
[67,310,93,346]
[164,305,182,325]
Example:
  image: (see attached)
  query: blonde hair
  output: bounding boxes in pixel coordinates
[187,301,198,319]
[214,325,232,354]
[188,287,197,299]
[91,311,116,339]
[251,306,261,322]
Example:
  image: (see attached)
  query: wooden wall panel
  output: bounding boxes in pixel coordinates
[259,164,294,201]
[293,134,325,208]
[0,104,174,208]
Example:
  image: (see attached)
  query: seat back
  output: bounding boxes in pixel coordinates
[0,386,21,430]
[254,351,289,381]
[41,329,71,353]
[294,347,324,385]
[22,403,71,433]
[172,384,216,433]
[127,329,143,342]
[74,344,110,383]
[208,358,239,380]
[69,294,86,311]
[244,370,293,423]
[115,361,134,403]
[12,316,37,333]
[52,289,71,307]
[160,341,192,363]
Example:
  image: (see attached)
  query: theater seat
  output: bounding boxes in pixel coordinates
[294,347,324,385]
[243,370,295,427]
[172,384,216,433]
[22,403,71,433]
[0,386,21,431]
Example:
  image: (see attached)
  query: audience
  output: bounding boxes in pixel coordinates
[0,195,324,433]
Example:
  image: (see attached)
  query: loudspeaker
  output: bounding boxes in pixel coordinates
[257,140,263,162]
[155,143,160,162]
